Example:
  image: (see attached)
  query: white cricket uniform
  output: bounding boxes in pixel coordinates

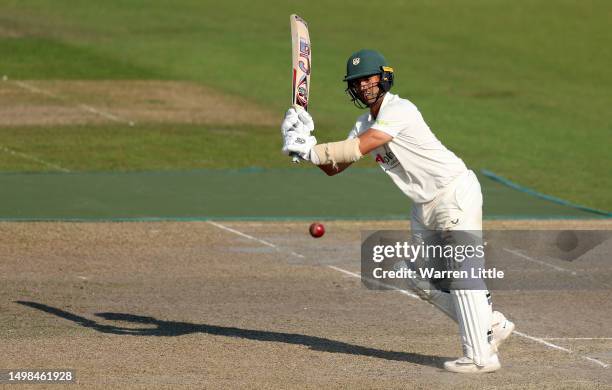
[349,92,495,366]
[347,92,482,229]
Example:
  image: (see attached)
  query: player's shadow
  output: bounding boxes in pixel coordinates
[16,300,449,368]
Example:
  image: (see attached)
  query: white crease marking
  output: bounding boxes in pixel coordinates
[512,330,572,353]
[543,337,612,340]
[326,265,421,300]
[503,247,576,274]
[207,221,303,258]
[584,357,609,368]
[208,220,608,369]
[0,145,70,172]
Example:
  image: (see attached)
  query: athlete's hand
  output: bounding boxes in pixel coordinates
[281,106,314,136]
[295,106,314,133]
[281,107,300,136]
[282,129,317,161]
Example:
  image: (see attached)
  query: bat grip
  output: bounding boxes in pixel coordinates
[290,152,301,163]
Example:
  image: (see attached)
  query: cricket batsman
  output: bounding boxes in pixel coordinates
[280,49,515,373]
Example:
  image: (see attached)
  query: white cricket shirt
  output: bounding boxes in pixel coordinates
[348,92,467,203]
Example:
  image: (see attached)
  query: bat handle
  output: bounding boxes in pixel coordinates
[290,152,301,163]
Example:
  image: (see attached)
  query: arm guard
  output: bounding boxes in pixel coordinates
[311,138,362,167]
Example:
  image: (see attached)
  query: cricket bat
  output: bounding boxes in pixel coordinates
[289,14,311,163]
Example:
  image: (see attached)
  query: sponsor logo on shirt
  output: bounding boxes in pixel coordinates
[374,147,400,170]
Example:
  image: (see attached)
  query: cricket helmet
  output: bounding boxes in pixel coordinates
[344,49,394,107]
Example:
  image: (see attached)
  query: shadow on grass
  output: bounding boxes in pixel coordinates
[16,300,449,369]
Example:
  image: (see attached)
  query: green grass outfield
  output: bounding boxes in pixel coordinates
[1,0,610,211]
[0,169,603,220]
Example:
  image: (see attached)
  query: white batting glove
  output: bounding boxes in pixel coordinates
[282,129,317,162]
[281,107,300,136]
[295,107,314,133]
[281,106,314,136]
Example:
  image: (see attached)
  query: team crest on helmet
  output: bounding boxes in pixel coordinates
[352,57,360,66]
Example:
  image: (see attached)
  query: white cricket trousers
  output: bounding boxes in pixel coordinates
[410,170,495,366]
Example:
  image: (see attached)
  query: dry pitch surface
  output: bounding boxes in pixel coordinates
[0,79,276,127]
[1,220,611,389]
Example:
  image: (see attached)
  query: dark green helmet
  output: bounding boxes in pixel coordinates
[344,49,388,81]
[344,49,395,108]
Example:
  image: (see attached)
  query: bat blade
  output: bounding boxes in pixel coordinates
[290,14,310,110]
[289,14,311,163]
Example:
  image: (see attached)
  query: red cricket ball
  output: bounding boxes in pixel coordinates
[309,222,325,238]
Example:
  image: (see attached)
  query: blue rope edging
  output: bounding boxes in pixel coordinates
[481,169,612,218]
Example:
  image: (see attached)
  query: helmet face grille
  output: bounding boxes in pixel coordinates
[344,52,394,109]
[346,83,369,109]
[345,70,393,109]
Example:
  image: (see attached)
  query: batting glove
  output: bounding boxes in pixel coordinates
[281,106,314,137]
[282,129,318,162]
[281,107,300,137]
[295,107,314,133]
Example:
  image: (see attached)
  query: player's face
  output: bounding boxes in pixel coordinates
[350,74,381,106]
